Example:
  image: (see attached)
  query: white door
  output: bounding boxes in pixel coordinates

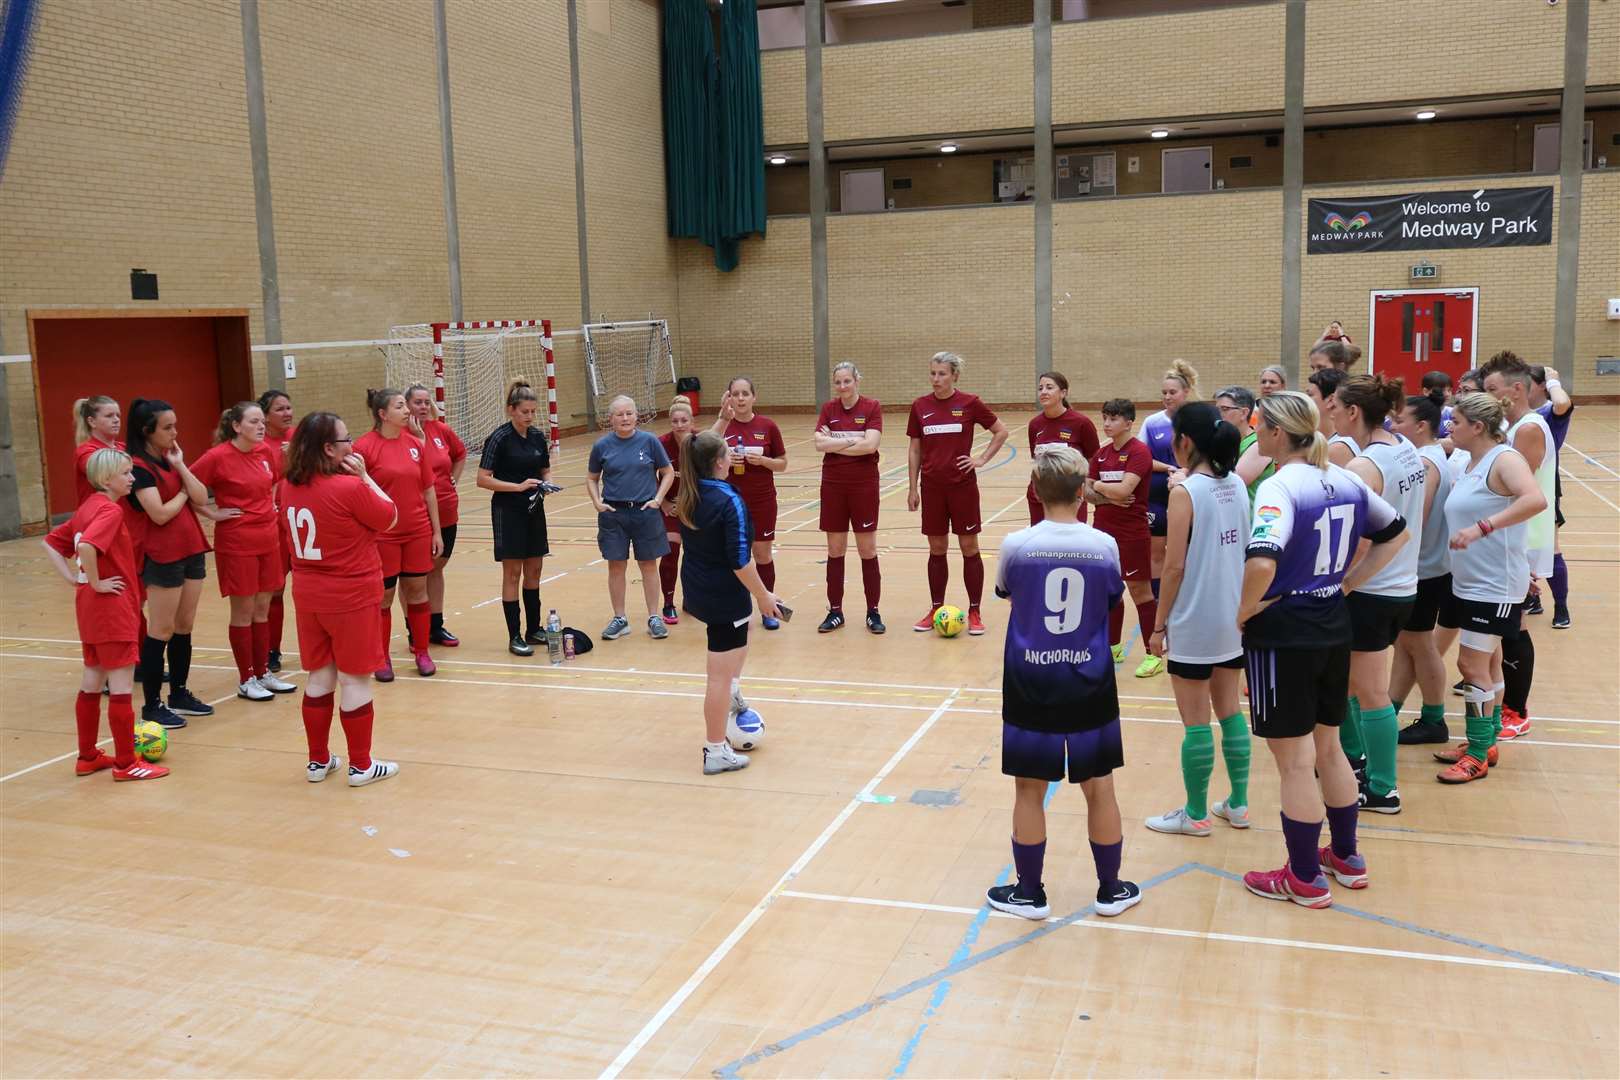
[840,168,887,212]
[1162,146,1212,193]
[1532,121,1594,173]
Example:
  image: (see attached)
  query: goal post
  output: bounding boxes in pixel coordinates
[582,319,676,427]
[385,319,558,453]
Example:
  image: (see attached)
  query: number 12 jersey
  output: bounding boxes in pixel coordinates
[278,473,397,614]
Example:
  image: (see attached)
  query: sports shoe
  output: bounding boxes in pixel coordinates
[987,882,1050,920]
[1451,679,1467,697]
[1551,610,1570,629]
[1134,654,1165,679]
[509,635,534,657]
[374,661,395,683]
[257,672,297,694]
[1211,800,1250,829]
[1523,591,1543,615]
[1498,707,1531,738]
[703,743,750,775]
[661,605,680,625]
[1318,845,1369,888]
[1437,754,1489,783]
[967,608,986,636]
[268,649,283,673]
[114,760,170,781]
[168,687,216,716]
[818,609,845,633]
[602,615,632,640]
[1357,785,1402,814]
[1145,807,1212,836]
[1243,864,1332,908]
[307,755,343,783]
[75,751,116,777]
[1111,642,1127,664]
[1434,740,1498,767]
[1094,880,1143,917]
[429,626,460,647]
[525,627,547,646]
[913,607,941,633]
[648,616,668,640]
[142,702,187,730]
[1398,718,1449,744]
[1347,754,1368,784]
[238,677,274,702]
[348,760,399,787]
[413,650,437,677]
[866,609,886,634]
[761,614,781,631]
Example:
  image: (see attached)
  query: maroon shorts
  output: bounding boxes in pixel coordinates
[1025,484,1089,527]
[215,550,285,597]
[82,641,139,670]
[820,479,880,534]
[920,476,982,536]
[662,511,681,536]
[1110,533,1152,581]
[740,490,778,542]
[378,532,433,578]
[297,605,385,676]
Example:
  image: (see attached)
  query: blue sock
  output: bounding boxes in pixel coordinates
[1550,552,1569,613]
[1011,838,1045,891]
[1325,802,1359,859]
[1089,839,1122,893]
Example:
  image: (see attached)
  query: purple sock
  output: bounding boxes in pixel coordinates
[1280,813,1323,882]
[1550,552,1569,611]
[1012,838,1046,890]
[1325,801,1359,860]
[1089,839,1122,892]
[1149,577,1161,601]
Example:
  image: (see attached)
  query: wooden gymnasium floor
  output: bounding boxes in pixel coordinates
[2,405,1616,1079]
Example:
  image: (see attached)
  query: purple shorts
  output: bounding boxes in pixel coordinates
[1001,719,1123,783]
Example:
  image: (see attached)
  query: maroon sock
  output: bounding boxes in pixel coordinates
[1136,598,1158,646]
[251,620,270,676]
[927,554,948,606]
[1280,813,1324,882]
[108,693,136,767]
[267,593,285,652]
[964,554,985,607]
[861,556,881,609]
[826,556,846,611]
[1325,801,1359,859]
[75,690,102,759]
[759,560,775,591]
[659,543,681,607]
[228,624,254,682]
[339,701,375,771]
[301,691,335,764]
[1109,601,1124,647]
[406,602,431,656]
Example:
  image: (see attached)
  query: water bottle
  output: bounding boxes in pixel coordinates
[546,609,563,665]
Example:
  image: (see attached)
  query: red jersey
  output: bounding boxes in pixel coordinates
[419,419,467,527]
[1028,409,1099,460]
[127,456,209,563]
[190,440,279,556]
[907,391,998,486]
[73,438,123,504]
[1090,437,1153,541]
[280,473,398,613]
[353,429,434,539]
[659,431,687,504]
[45,496,142,646]
[721,414,785,501]
[817,395,883,482]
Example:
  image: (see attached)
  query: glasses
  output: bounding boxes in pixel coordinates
[1217,404,1247,414]
[330,437,354,445]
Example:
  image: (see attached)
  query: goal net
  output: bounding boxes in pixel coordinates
[384,320,557,452]
[583,319,676,426]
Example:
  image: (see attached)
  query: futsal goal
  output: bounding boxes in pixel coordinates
[583,319,676,426]
[384,320,558,452]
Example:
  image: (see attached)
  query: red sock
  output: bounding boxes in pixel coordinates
[759,560,776,591]
[406,602,431,656]
[108,693,136,768]
[964,554,985,608]
[1109,601,1125,647]
[251,620,270,676]
[339,701,375,771]
[301,691,335,764]
[659,543,680,607]
[75,690,102,759]
[826,556,846,610]
[861,556,882,609]
[1136,598,1158,646]
[267,593,285,652]
[228,624,254,682]
[927,554,948,606]
[379,608,392,658]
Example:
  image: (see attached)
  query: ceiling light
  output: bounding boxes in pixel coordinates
[1150,129,1170,139]
[768,154,789,165]
[1415,110,1437,120]
[939,143,958,153]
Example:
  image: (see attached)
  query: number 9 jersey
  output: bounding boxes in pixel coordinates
[278,473,398,614]
[995,520,1125,733]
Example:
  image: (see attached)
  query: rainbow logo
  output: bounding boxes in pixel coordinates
[1324,211,1373,231]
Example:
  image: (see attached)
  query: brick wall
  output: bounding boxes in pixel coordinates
[822,28,1032,142]
[972,0,1058,29]
[1574,170,1620,385]
[762,48,808,146]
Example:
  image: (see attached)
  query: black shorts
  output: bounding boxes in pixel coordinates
[1245,643,1350,739]
[1348,592,1414,652]
[1167,654,1243,680]
[1146,502,1168,538]
[142,552,207,588]
[1404,574,1450,633]
[1554,471,1565,528]
[1002,718,1124,783]
[1438,595,1522,643]
[491,502,549,562]
[440,524,458,560]
[705,618,749,653]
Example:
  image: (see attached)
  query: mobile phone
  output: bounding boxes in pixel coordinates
[775,602,793,623]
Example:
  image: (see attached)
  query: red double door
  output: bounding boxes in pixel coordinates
[1370,289,1477,389]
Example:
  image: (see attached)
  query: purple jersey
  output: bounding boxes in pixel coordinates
[1537,401,1572,452]
[1140,409,1176,506]
[995,520,1124,733]
[1244,462,1403,648]
[1439,404,1454,439]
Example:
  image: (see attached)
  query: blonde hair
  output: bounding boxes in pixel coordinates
[675,431,727,528]
[1163,359,1200,399]
[1031,443,1088,506]
[84,448,132,493]
[1449,391,1507,444]
[832,360,862,382]
[73,396,118,445]
[1256,390,1328,469]
[506,380,538,407]
[668,394,694,419]
[930,351,965,378]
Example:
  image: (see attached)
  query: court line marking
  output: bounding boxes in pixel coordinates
[1561,465,1620,514]
[1566,442,1620,481]
[598,688,963,1080]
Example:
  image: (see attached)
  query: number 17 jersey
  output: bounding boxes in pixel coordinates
[995,520,1124,733]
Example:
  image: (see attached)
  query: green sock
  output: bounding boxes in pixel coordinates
[1491,703,1502,742]
[1465,702,1494,760]
[1180,724,1215,820]
[1362,703,1399,796]
[1419,702,1446,726]
[1218,711,1250,808]
[1339,695,1367,760]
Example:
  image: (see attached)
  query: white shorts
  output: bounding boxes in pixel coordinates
[1527,547,1553,580]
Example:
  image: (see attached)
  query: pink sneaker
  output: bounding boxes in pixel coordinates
[374,660,395,683]
[1317,845,1369,889]
[413,651,436,677]
[1243,863,1332,908]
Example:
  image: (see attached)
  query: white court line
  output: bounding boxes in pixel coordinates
[1566,443,1620,481]
[598,689,962,1080]
[776,890,1620,980]
[1561,466,1620,514]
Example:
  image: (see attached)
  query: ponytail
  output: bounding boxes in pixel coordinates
[1172,401,1241,478]
[1337,373,1404,429]
[366,387,402,432]
[1404,393,1442,436]
[214,401,259,445]
[1304,430,1329,469]
[72,396,117,445]
[676,431,726,529]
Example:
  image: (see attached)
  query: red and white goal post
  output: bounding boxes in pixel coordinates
[385,319,558,454]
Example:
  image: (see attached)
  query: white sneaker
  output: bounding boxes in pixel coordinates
[1145,806,1212,837]
[237,676,274,701]
[703,743,749,775]
[1211,800,1251,829]
[348,760,399,787]
[257,672,297,694]
[307,755,343,783]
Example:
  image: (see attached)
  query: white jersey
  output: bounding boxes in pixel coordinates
[1356,435,1425,597]
[1415,442,1453,581]
[1446,446,1471,481]
[1446,443,1530,604]
[1328,433,1360,459]
[1506,410,1555,575]
[1166,471,1248,664]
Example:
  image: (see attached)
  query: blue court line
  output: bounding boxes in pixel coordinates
[977,444,1018,474]
[709,861,1200,1079]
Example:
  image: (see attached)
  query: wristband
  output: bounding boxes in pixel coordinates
[1477,518,1494,536]
[1546,380,1562,392]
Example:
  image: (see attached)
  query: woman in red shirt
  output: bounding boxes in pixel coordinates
[281,411,401,787]
[192,402,297,701]
[42,447,168,781]
[814,361,885,634]
[72,395,123,503]
[656,394,696,624]
[1025,371,1099,526]
[354,388,443,680]
[710,377,787,629]
[259,389,296,673]
[406,384,468,647]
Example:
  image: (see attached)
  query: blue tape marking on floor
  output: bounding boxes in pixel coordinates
[710,861,1200,1078]
[1185,862,1619,985]
[978,444,1017,474]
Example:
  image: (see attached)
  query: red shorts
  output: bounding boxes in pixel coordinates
[215,550,285,597]
[1108,532,1152,581]
[82,641,139,669]
[741,491,778,542]
[920,477,982,536]
[1026,484,1089,527]
[378,531,432,578]
[297,605,385,675]
[277,530,292,581]
[820,479,880,534]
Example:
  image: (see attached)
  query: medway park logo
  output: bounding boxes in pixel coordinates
[1310,207,1385,247]
[1324,211,1372,231]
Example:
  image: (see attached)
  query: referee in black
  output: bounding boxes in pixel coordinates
[476,380,552,655]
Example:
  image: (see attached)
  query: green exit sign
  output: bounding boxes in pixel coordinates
[1411,263,1438,280]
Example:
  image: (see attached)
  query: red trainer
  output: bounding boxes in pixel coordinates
[1242,864,1332,908]
[75,751,116,777]
[1498,708,1531,739]
[1437,753,1489,784]
[1434,741,1498,767]
[414,651,436,677]
[913,607,941,633]
[1317,845,1369,889]
[967,608,986,636]
[114,760,170,782]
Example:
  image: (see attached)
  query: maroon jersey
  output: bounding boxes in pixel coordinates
[354,429,434,540]
[907,391,997,486]
[419,419,467,527]
[191,441,279,556]
[1090,437,1152,541]
[659,431,687,504]
[721,414,785,501]
[817,395,883,482]
[280,473,398,613]
[46,496,142,645]
[1028,409,1099,461]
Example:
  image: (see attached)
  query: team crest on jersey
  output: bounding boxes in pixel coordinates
[261,460,272,475]
[434,437,445,449]
[1252,522,1277,541]
[409,447,420,461]
[1058,430,1072,440]
[854,417,866,424]
[753,432,766,441]
[1256,504,1281,522]
[951,409,964,418]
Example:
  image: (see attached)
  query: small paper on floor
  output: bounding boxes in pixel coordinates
[388,848,411,858]
[855,792,895,804]
[361,826,378,837]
